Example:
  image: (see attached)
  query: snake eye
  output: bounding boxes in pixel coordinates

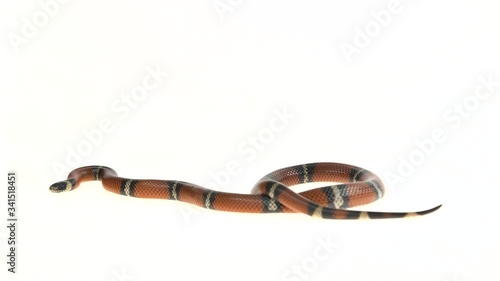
[49,180,75,193]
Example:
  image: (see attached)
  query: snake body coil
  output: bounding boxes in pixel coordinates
[49,162,441,219]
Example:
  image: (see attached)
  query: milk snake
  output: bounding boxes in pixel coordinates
[49,162,441,219]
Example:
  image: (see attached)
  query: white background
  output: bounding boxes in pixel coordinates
[1,1,499,281]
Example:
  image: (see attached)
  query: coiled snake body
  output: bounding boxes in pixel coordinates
[50,162,441,219]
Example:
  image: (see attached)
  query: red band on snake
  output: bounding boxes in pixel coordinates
[49,162,441,219]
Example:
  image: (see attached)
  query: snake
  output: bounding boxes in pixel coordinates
[49,162,441,219]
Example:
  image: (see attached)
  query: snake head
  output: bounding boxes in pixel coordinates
[49,179,76,193]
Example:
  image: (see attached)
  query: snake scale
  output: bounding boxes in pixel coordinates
[49,162,441,219]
